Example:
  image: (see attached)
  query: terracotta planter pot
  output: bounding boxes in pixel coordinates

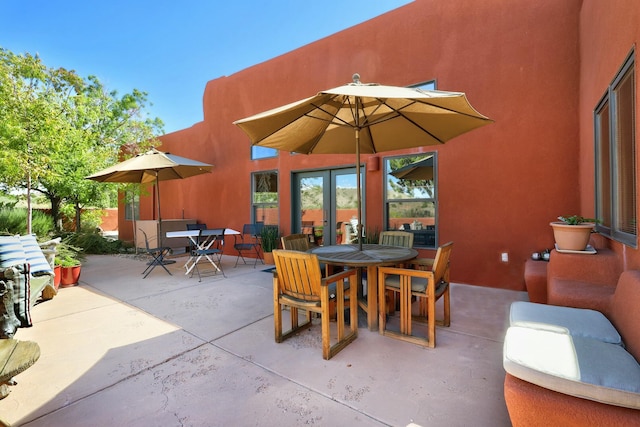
[53,265,62,290]
[60,265,82,287]
[263,252,274,265]
[550,222,595,251]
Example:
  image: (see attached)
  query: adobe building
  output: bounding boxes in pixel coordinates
[118,0,640,291]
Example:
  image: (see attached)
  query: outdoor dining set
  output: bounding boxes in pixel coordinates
[140,222,453,361]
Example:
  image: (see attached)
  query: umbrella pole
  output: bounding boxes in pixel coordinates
[156,174,162,248]
[356,128,363,251]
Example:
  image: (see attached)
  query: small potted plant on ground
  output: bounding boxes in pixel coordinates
[55,241,84,287]
[550,215,599,251]
[260,225,280,264]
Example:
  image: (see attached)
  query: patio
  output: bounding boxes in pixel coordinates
[1,254,527,426]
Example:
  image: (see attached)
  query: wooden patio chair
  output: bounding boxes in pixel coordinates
[379,230,414,313]
[280,233,311,252]
[379,230,414,248]
[272,249,358,360]
[377,241,453,348]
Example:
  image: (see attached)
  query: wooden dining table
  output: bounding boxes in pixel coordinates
[308,244,418,330]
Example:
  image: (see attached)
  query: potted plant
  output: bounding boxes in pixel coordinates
[260,225,280,264]
[55,241,84,287]
[550,215,599,251]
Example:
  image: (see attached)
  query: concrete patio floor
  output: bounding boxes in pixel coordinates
[1,254,527,426]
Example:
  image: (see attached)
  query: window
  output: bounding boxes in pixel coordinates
[252,171,279,225]
[384,153,437,248]
[595,49,636,246]
[411,80,436,91]
[124,191,139,221]
[251,146,278,160]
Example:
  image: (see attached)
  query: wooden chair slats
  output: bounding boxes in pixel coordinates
[273,249,358,359]
[379,231,414,248]
[378,241,453,348]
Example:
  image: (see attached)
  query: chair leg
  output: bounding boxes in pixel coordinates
[234,252,245,267]
[143,251,172,279]
[437,286,451,327]
[427,293,436,348]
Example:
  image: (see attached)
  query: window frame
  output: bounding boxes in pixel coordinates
[383,152,438,249]
[594,48,636,247]
[251,170,279,226]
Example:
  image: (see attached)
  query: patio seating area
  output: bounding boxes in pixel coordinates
[0,253,527,426]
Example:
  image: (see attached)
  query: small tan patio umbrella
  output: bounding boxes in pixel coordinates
[390,155,435,181]
[87,148,213,245]
[234,74,493,250]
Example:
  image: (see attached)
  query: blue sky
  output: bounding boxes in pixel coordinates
[1,1,411,134]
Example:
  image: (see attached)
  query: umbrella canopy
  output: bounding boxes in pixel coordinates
[87,148,213,242]
[390,155,435,181]
[234,74,492,249]
[86,148,213,184]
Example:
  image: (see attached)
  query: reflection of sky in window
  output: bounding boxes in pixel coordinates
[336,174,357,189]
[301,177,322,190]
[252,146,278,159]
[414,81,436,90]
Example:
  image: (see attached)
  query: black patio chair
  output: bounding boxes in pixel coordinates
[191,228,226,281]
[139,229,173,279]
[186,223,207,254]
[234,223,264,267]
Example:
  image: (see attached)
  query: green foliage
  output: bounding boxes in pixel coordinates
[54,239,84,267]
[260,225,280,252]
[0,207,53,236]
[0,47,165,233]
[363,225,381,244]
[557,215,600,225]
[62,231,126,255]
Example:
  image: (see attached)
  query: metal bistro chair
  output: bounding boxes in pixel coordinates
[186,223,207,254]
[378,241,453,348]
[190,228,226,281]
[272,249,358,360]
[234,223,264,267]
[139,229,173,279]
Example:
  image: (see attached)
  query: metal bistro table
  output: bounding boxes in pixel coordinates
[166,228,240,275]
[309,244,418,331]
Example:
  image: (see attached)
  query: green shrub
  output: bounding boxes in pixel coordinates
[0,207,53,236]
[62,231,128,254]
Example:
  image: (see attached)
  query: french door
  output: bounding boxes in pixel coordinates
[292,168,363,246]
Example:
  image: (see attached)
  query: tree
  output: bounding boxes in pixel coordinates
[0,48,79,233]
[0,47,163,232]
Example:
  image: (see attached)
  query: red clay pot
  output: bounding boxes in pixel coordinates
[53,265,62,290]
[60,265,81,287]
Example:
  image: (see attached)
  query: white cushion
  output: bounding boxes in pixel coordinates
[504,326,640,409]
[0,235,27,269]
[510,301,621,345]
[20,234,53,276]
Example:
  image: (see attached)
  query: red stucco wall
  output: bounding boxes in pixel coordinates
[121,0,639,290]
[579,0,640,269]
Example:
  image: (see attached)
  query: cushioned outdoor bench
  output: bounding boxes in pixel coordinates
[503,270,640,426]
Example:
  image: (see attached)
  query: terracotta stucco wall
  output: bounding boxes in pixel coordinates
[579,0,640,268]
[123,0,638,290]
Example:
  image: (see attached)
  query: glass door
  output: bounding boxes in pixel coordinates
[293,168,362,246]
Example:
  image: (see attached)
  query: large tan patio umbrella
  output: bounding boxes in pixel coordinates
[87,148,213,245]
[234,74,492,250]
